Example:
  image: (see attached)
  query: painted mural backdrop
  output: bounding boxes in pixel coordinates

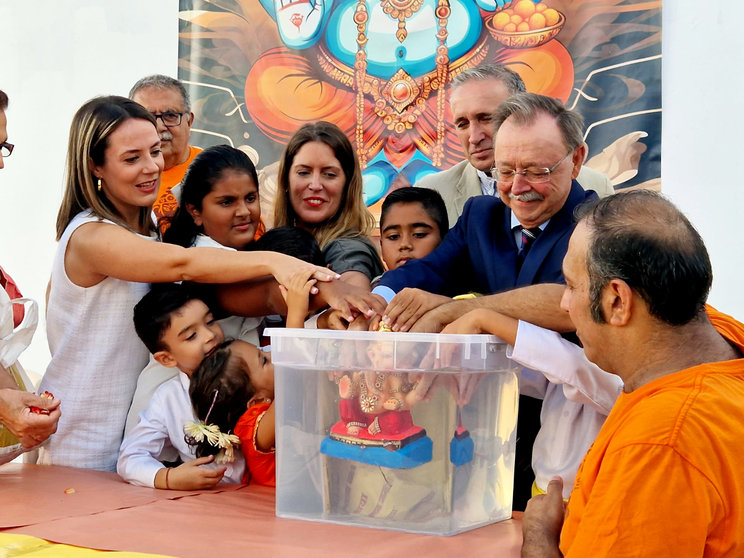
[178,0,661,224]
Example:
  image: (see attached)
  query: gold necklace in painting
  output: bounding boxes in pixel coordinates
[351,0,453,167]
[380,0,426,42]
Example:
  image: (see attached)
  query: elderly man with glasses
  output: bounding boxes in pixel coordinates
[129,75,200,228]
[372,92,601,510]
[415,64,614,229]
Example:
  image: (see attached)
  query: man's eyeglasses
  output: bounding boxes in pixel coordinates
[151,111,185,127]
[0,141,14,158]
[491,150,573,185]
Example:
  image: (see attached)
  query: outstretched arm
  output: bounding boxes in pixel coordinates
[440,308,518,344]
[65,221,337,288]
[217,277,387,322]
[410,284,572,333]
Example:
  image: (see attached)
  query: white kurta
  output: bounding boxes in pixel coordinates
[509,321,624,498]
[38,211,152,471]
[118,371,245,487]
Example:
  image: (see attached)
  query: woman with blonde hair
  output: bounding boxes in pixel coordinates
[274,121,383,288]
[38,96,335,471]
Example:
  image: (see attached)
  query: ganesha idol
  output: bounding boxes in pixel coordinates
[320,337,434,468]
[252,0,574,205]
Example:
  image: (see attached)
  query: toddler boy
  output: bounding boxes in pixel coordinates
[118,283,244,489]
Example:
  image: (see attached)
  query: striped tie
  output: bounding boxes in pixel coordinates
[517,227,542,268]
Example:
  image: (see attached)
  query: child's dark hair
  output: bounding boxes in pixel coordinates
[249,226,325,266]
[163,145,260,248]
[380,187,449,240]
[187,340,256,459]
[133,283,204,354]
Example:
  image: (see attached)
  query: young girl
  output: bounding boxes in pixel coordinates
[38,96,336,471]
[163,144,264,250]
[188,339,276,486]
[164,145,266,345]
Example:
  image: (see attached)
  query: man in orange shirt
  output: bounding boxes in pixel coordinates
[522,189,744,557]
[129,75,201,228]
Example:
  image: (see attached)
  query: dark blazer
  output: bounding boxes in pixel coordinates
[379,180,597,296]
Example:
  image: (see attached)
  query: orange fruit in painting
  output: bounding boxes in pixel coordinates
[504,22,517,32]
[513,0,537,19]
[502,39,574,102]
[510,13,523,25]
[529,12,547,29]
[536,2,547,12]
[517,21,530,32]
[493,11,511,29]
[543,8,561,26]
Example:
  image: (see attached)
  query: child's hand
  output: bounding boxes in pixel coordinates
[161,455,227,490]
[440,309,488,335]
[279,269,317,328]
[270,253,337,293]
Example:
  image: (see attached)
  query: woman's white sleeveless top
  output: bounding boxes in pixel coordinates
[38,211,153,471]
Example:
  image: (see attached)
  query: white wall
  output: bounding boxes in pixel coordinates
[0,0,179,375]
[1,0,743,376]
[661,3,744,316]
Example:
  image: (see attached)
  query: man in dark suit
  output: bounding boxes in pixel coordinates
[375,93,595,310]
[373,93,597,510]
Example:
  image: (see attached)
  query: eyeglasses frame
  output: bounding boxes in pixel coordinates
[490,149,574,184]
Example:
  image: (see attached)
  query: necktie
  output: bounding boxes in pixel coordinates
[517,226,542,268]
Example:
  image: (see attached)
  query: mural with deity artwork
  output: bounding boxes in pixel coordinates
[178,0,661,224]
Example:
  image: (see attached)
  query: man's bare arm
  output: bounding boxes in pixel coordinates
[410,284,573,333]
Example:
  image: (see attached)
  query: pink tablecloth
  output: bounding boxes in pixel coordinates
[1,463,522,557]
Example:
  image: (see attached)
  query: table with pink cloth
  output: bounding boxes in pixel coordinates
[1,463,523,557]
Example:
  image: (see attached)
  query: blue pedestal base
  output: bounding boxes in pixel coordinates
[321,435,433,469]
[450,430,474,466]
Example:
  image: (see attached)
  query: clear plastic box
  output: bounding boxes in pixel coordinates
[266,328,518,536]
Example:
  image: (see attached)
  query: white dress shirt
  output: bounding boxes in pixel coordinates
[118,371,245,487]
[509,321,624,497]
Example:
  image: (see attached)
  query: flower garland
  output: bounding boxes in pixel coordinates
[183,389,241,464]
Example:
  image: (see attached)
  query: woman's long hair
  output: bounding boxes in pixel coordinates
[56,96,157,240]
[273,121,375,249]
[163,145,261,248]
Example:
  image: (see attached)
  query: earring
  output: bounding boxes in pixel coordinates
[96,178,102,192]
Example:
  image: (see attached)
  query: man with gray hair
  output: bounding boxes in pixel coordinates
[129,75,200,226]
[416,64,612,227]
[374,92,599,509]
